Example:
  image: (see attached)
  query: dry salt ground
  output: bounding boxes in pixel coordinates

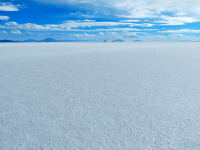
[1,42,200,150]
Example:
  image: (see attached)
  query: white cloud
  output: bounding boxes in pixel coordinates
[71,34,84,37]
[159,29,200,33]
[0,31,7,34]
[5,22,18,26]
[4,22,47,30]
[69,12,95,18]
[0,16,10,20]
[114,0,200,18]
[120,20,141,22]
[0,3,19,11]
[124,32,138,37]
[2,20,154,31]
[18,23,47,30]
[94,28,156,32]
[83,19,96,22]
[60,20,133,28]
[99,32,104,35]
[84,33,95,36]
[169,34,184,37]
[35,0,113,8]
[155,16,200,25]
[129,23,153,27]
[95,28,140,32]
[11,30,22,34]
[47,20,153,29]
[34,0,200,22]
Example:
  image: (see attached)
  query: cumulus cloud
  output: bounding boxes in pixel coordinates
[0,16,10,20]
[5,22,18,26]
[11,30,22,34]
[0,3,20,11]
[4,22,47,30]
[18,23,47,30]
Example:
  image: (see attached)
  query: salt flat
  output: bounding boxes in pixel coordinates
[1,42,200,150]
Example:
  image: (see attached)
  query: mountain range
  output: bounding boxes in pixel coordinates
[0,38,125,43]
[0,38,58,43]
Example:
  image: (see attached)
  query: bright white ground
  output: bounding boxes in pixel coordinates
[0,42,200,150]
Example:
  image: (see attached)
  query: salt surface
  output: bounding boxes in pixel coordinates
[1,42,200,149]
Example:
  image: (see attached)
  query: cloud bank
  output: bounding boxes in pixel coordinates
[35,0,200,19]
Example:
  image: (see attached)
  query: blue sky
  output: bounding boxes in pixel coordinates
[1,0,200,41]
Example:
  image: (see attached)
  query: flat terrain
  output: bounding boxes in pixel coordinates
[1,42,200,149]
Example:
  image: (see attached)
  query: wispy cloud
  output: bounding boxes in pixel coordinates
[2,20,154,31]
[120,20,141,22]
[94,28,157,32]
[159,29,200,33]
[0,31,7,34]
[83,33,95,37]
[34,0,200,19]
[155,16,200,25]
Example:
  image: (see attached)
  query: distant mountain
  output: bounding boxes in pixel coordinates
[60,39,92,42]
[133,40,142,42]
[39,38,57,42]
[0,38,94,43]
[23,39,37,42]
[112,39,124,42]
[0,39,17,42]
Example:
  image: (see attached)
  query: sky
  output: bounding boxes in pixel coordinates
[1,0,200,41]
